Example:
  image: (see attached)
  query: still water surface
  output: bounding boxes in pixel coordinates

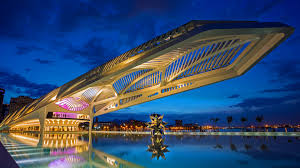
[0,133,300,168]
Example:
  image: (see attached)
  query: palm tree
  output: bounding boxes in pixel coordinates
[227,116,233,129]
[214,144,223,149]
[240,117,247,131]
[210,118,215,131]
[256,115,264,131]
[210,118,220,131]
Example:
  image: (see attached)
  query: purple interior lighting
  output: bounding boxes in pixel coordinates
[53,112,78,119]
[55,97,89,111]
[50,148,76,156]
[48,155,86,168]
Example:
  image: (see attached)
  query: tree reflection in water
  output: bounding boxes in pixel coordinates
[147,135,169,160]
[230,143,237,152]
[211,136,273,153]
[260,144,268,151]
[244,144,252,151]
[214,144,223,149]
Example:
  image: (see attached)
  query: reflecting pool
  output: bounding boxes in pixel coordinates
[0,132,300,168]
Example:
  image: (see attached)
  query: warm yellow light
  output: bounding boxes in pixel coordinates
[9,133,39,146]
[11,119,40,128]
[50,95,57,101]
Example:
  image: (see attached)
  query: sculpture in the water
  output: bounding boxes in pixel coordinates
[147,114,167,136]
[147,135,169,160]
[147,113,169,160]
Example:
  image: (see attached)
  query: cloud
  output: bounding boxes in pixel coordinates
[0,0,178,38]
[229,93,300,124]
[25,68,31,72]
[0,70,57,98]
[64,37,120,66]
[34,58,54,65]
[228,93,300,124]
[231,93,300,110]
[16,46,44,55]
[0,0,58,39]
[228,94,240,99]
[233,97,280,110]
[264,60,300,83]
[253,0,283,17]
[261,82,300,93]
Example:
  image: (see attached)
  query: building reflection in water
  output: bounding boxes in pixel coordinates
[0,132,143,168]
[2,133,300,167]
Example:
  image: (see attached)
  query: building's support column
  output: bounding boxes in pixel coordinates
[38,107,46,147]
[88,108,94,146]
[88,108,94,168]
[88,145,93,168]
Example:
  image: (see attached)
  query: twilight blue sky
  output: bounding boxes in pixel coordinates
[0,0,299,125]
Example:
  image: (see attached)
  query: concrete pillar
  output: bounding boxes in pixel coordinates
[37,107,46,147]
[88,110,94,147]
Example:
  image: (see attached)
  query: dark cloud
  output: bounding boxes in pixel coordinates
[233,97,283,110]
[232,93,300,110]
[0,0,57,38]
[0,0,179,37]
[34,58,54,65]
[61,16,163,67]
[253,0,283,17]
[64,37,120,66]
[16,46,44,55]
[15,88,22,94]
[265,60,300,83]
[0,71,57,98]
[228,94,240,99]
[261,82,300,93]
[230,93,300,124]
[56,1,102,32]
[25,68,31,72]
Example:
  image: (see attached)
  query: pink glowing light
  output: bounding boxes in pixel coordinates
[55,97,89,111]
[50,148,76,156]
[48,155,86,168]
[53,112,78,119]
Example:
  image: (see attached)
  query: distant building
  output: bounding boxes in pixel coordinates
[120,120,146,131]
[94,122,116,130]
[0,88,5,121]
[99,121,114,126]
[2,104,9,117]
[168,123,199,131]
[9,96,35,114]
[175,120,183,126]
